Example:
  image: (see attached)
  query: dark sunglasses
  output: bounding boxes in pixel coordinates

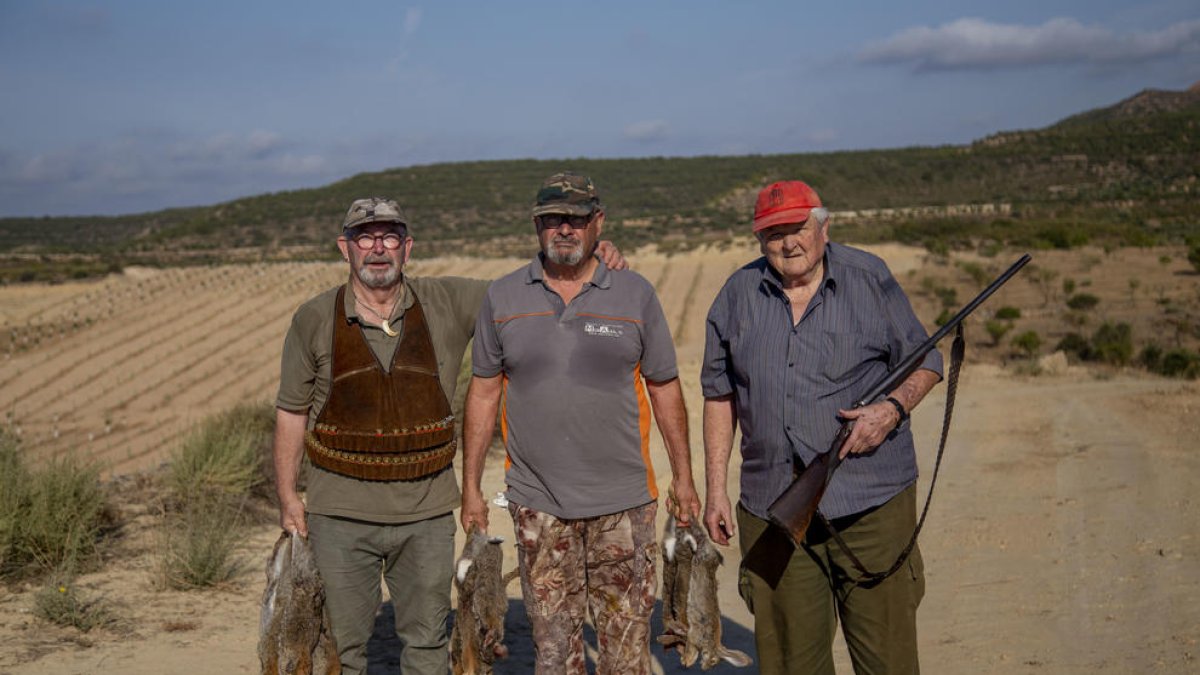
[537,213,592,229]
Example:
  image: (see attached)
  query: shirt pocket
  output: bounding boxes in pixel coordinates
[820,330,875,383]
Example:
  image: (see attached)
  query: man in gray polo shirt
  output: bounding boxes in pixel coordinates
[273,196,627,675]
[701,180,943,674]
[461,172,700,674]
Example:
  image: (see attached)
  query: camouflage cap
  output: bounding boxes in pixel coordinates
[340,197,408,232]
[532,172,601,218]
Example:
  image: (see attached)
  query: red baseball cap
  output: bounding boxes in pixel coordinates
[752,180,822,232]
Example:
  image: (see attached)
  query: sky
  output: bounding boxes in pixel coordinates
[0,1,1197,217]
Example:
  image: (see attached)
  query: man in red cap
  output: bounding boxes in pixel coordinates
[700,180,943,673]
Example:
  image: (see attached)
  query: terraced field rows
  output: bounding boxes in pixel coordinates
[0,243,911,476]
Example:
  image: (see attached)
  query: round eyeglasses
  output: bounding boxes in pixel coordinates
[351,232,406,250]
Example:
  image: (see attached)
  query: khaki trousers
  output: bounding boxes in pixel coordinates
[737,485,925,675]
[308,512,455,675]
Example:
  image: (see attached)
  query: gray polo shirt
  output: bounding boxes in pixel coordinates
[701,242,943,520]
[472,255,678,520]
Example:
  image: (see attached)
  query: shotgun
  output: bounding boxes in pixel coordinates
[766,254,1031,547]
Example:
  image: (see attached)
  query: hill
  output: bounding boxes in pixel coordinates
[1,83,1197,282]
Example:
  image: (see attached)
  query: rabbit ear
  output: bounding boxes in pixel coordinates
[719,647,753,667]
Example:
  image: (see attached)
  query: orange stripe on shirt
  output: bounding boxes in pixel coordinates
[501,374,512,472]
[633,363,658,500]
[494,311,555,324]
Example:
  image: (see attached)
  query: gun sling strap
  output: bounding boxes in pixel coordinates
[819,324,966,587]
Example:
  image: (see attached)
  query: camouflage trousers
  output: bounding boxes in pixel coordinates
[509,500,658,675]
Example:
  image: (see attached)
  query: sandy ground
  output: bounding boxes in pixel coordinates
[1,243,1198,673]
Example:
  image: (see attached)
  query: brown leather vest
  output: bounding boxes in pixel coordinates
[305,286,456,481]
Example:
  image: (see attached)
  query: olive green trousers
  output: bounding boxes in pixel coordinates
[308,512,455,675]
[737,485,925,675]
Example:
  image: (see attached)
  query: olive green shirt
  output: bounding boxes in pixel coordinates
[276,275,489,523]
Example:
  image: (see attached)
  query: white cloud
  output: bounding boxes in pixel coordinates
[860,17,1200,71]
[623,120,669,143]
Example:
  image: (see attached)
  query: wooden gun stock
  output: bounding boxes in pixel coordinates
[766,254,1031,547]
[767,423,852,544]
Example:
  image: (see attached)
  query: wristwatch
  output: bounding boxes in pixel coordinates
[884,396,909,431]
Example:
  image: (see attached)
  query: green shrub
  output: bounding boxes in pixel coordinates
[1066,293,1100,311]
[0,436,108,580]
[1144,345,1200,379]
[1140,343,1163,371]
[1056,333,1093,361]
[1062,278,1076,295]
[934,286,958,309]
[985,320,1012,346]
[1188,244,1200,274]
[33,576,115,632]
[1159,349,1200,379]
[1091,322,1134,366]
[0,431,28,576]
[169,403,270,503]
[958,261,990,287]
[995,306,1021,320]
[1012,330,1042,356]
[158,491,248,590]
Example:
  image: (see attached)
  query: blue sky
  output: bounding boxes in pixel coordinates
[1,1,1197,217]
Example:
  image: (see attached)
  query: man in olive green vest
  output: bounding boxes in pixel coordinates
[273,197,624,674]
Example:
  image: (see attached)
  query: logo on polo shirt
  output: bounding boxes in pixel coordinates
[584,321,624,338]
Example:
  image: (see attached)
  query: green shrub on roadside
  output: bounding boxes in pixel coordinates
[1091,322,1134,366]
[158,403,273,590]
[169,403,270,503]
[158,491,248,590]
[995,306,1021,320]
[1012,330,1042,357]
[985,320,1012,346]
[0,433,108,581]
[1188,244,1200,274]
[1057,333,1093,361]
[33,576,115,632]
[1142,344,1200,379]
[1066,293,1100,311]
[0,431,28,576]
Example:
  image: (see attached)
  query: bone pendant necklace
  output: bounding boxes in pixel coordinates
[352,288,402,337]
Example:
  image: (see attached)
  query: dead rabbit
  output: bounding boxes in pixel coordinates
[450,526,517,675]
[258,530,340,675]
[658,515,752,670]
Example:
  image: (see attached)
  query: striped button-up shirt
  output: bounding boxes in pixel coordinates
[701,242,943,520]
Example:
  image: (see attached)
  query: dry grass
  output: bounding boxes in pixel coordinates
[0,430,110,581]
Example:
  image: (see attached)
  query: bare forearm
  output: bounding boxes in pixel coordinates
[702,396,736,494]
[462,375,502,497]
[887,368,941,415]
[646,377,693,485]
[273,408,309,499]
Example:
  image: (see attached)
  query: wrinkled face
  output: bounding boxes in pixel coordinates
[337,223,412,289]
[757,217,829,283]
[536,210,603,267]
